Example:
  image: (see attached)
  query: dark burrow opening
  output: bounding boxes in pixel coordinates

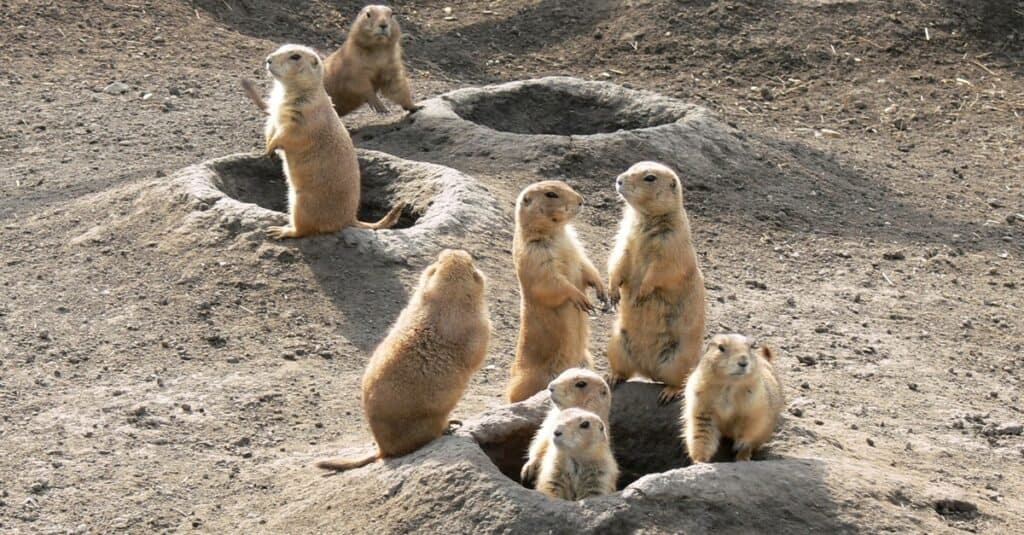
[450,83,687,136]
[475,382,771,490]
[210,154,423,229]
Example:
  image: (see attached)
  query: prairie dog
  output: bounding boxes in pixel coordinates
[507,181,607,403]
[535,408,619,501]
[315,250,491,471]
[520,368,611,487]
[248,44,404,239]
[323,5,420,116]
[683,334,784,463]
[606,162,706,404]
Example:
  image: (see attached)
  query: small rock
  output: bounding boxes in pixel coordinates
[933,498,978,520]
[744,280,767,290]
[443,6,452,14]
[883,251,905,260]
[103,82,130,95]
[866,438,875,447]
[994,422,1023,436]
[797,355,817,366]
[788,407,804,417]
[908,383,919,391]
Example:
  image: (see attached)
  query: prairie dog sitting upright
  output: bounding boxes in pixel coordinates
[507,181,607,403]
[316,250,491,471]
[606,162,706,404]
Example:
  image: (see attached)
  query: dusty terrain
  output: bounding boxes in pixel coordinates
[1,0,1023,533]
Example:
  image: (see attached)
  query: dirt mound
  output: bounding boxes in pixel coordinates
[266,384,954,534]
[165,149,504,262]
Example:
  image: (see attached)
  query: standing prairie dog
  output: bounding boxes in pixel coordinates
[315,250,491,471]
[249,44,404,239]
[323,5,420,116]
[507,181,607,403]
[606,162,706,404]
[683,334,784,462]
[520,368,611,487]
[535,408,619,501]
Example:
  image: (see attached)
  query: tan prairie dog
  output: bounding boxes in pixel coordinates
[683,334,784,463]
[245,44,403,239]
[535,408,619,501]
[606,162,706,404]
[520,368,611,487]
[315,250,491,471]
[323,4,420,116]
[507,181,607,403]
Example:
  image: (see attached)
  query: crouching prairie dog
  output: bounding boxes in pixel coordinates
[323,4,420,116]
[248,44,404,239]
[535,408,619,500]
[606,162,706,404]
[315,250,491,471]
[683,334,784,463]
[507,181,607,403]
[520,368,611,487]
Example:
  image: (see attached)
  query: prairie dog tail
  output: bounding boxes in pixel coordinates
[353,202,407,230]
[240,78,268,113]
[315,451,379,472]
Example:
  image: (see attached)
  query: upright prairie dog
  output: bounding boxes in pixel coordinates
[683,334,784,463]
[606,162,706,404]
[315,250,491,471]
[323,5,420,116]
[250,44,404,239]
[507,181,607,403]
[535,408,619,501]
[520,368,611,487]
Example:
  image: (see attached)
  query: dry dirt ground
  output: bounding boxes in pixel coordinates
[1,0,1023,533]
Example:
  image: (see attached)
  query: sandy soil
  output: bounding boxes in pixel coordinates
[1,0,1022,533]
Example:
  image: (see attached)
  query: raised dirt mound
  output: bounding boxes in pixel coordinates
[167,149,505,262]
[268,383,955,533]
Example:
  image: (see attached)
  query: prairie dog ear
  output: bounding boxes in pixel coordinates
[760,345,775,362]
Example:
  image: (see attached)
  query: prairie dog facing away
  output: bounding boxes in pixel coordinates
[520,368,611,487]
[606,161,706,404]
[683,334,784,463]
[315,249,491,471]
[507,180,607,403]
[535,408,619,501]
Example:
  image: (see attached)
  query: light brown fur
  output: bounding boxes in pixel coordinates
[323,5,420,117]
[520,368,611,487]
[507,181,607,403]
[535,408,619,500]
[315,250,491,471]
[683,334,784,463]
[252,44,404,239]
[606,162,706,404]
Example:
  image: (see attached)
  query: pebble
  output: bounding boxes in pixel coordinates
[883,251,905,260]
[103,82,130,95]
[994,422,1022,436]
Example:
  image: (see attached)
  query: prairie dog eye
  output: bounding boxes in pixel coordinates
[545,191,559,199]
[574,381,587,388]
[289,54,301,61]
[366,11,372,18]
[580,420,590,429]
[718,344,726,352]
[643,174,657,182]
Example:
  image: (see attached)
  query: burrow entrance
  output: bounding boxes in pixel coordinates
[448,79,689,136]
[210,154,422,228]
[469,382,770,490]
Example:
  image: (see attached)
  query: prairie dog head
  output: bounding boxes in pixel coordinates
[552,408,608,453]
[614,161,683,216]
[515,181,584,233]
[351,5,400,46]
[701,334,774,381]
[547,368,610,413]
[265,44,324,89]
[419,249,486,302]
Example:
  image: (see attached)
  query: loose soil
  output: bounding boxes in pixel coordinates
[1,0,1022,533]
